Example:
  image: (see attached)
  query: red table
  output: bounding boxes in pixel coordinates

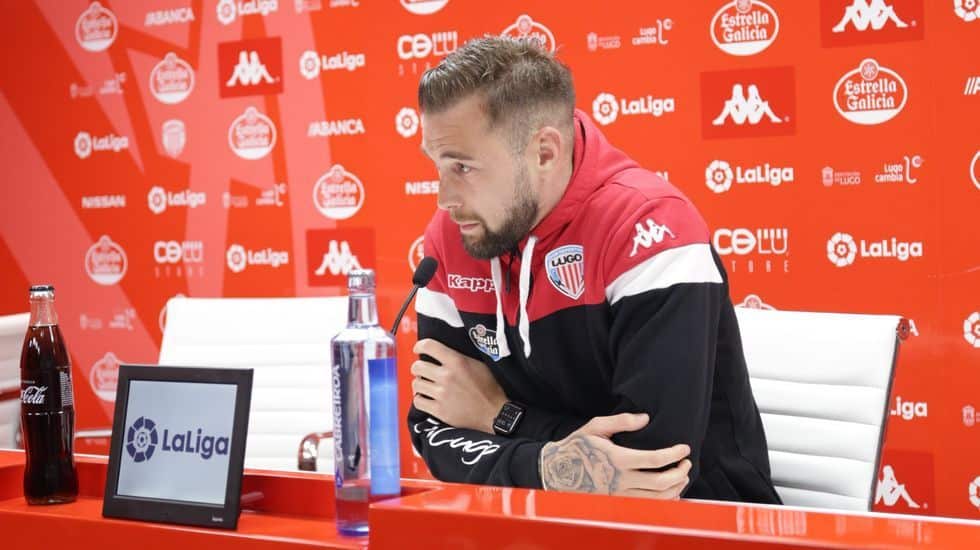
[1,450,977,548]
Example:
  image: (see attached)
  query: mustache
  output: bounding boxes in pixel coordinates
[450,213,483,225]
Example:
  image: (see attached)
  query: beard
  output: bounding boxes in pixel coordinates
[459,162,539,260]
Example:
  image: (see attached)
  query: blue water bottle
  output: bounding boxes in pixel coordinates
[330,269,399,536]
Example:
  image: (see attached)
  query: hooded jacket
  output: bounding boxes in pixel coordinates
[408,109,781,503]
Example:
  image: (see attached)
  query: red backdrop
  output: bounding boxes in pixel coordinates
[1,0,977,519]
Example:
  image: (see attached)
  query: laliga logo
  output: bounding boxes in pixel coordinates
[706,160,734,193]
[890,396,927,420]
[954,0,980,22]
[147,186,207,214]
[147,186,167,214]
[827,232,858,267]
[299,50,366,79]
[396,107,420,138]
[834,58,907,125]
[971,151,980,191]
[74,132,93,159]
[85,235,128,286]
[228,106,277,160]
[217,0,279,26]
[75,2,118,52]
[401,0,449,15]
[502,14,556,53]
[408,235,424,271]
[226,244,247,273]
[965,311,980,349]
[89,352,120,402]
[126,416,231,463]
[150,52,195,105]
[313,165,365,220]
[591,92,674,126]
[710,0,779,56]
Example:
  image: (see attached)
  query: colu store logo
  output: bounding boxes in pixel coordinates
[713,228,788,256]
[126,416,229,463]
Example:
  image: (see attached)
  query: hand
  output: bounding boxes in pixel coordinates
[539,413,692,499]
[411,339,508,434]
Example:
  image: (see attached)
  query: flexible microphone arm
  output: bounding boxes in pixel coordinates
[390,256,438,335]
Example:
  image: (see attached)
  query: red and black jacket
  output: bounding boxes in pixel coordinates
[409,110,781,503]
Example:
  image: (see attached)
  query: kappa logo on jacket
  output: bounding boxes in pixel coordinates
[629,219,676,257]
[545,245,585,300]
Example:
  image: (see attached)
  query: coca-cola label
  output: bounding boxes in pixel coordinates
[21,372,74,412]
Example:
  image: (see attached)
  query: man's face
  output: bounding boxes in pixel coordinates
[420,95,539,260]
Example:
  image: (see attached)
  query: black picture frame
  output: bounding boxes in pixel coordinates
[102,364,253,530]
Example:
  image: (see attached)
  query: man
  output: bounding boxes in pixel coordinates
[408,36,780,503]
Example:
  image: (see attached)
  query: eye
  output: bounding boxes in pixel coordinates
[454,163,472,175]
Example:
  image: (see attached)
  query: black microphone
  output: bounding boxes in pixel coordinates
[390,256,438,335]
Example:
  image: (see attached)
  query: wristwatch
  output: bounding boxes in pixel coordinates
[492,401,526,436]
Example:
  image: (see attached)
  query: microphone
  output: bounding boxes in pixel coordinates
[390,256,438,335]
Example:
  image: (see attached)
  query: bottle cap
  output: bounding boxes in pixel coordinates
[348,269,376,294]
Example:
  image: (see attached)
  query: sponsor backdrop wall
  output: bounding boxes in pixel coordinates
[1,0,977,518]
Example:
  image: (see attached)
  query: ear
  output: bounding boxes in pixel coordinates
[530,126,564,173]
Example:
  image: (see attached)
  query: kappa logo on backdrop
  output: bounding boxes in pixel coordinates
[76,2,118,52]
[85,235,128,286]
[219,37,283,97]
[874,451,934,514]
[833,0,911,32]
[306,228,375,287]
[834,59,908,125]
[821,0,924,46]
[701,67,795,139]
[546,245,585,300]
[501,14,556,52]
[228,107,277,160]
[401,0,449,15]
[217,0,279,26]
[150,52,195,105]
[629,219,676,257]
[710,0,779,56]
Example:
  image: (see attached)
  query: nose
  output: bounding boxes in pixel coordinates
[436,176,460,212]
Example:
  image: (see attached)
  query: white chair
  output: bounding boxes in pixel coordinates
[735,306,904,511]
[160,296,347,472]
[0,313,29,449]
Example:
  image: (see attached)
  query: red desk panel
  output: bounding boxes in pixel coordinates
[1,451,977,548]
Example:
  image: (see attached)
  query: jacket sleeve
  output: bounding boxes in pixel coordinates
[600,197,727,489]
[406,224,545,487]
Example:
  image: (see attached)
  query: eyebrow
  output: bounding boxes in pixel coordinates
[420,145,475,162]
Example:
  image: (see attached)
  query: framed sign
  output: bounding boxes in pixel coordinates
[102,364,253,530]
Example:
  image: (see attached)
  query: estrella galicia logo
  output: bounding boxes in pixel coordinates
[126,416,159,463]
[125,415,231,463]
[468,324,500,361]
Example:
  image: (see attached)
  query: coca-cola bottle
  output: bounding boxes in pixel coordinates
[20,285,78,504]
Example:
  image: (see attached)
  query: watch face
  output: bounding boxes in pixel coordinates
[494,402,524,435]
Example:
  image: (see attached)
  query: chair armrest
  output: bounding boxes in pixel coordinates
[297,431,333,472]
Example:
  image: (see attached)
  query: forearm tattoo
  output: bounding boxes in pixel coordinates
[540,436,619,494]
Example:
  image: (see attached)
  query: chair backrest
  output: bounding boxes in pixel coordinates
[0,313,29,449]
[735,307,901,511]
[160,297,347,472]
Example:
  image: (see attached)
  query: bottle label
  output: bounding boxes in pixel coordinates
[21,369,74,413]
